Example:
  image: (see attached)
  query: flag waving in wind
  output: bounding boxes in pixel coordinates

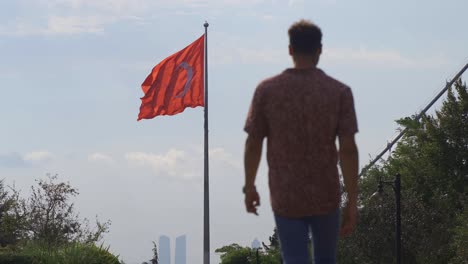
[138,35,205,120]
[137,23,211,264]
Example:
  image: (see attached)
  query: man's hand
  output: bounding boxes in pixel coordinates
[244,135,263,216]
[244,189,260,215]
[340,202,357,237]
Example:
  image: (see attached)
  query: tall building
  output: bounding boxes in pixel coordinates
[175,235,187,264]
[159,235,171,264]
[251,238,261,249]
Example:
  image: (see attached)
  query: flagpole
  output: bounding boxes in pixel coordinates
[203,21,210,264]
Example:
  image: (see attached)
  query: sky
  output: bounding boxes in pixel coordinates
[1,0,467,263]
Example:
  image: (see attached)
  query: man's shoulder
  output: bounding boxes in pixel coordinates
[250,74,280,100]
[318,69,351,92]
[257,72,286,88]
[255,68,353,95]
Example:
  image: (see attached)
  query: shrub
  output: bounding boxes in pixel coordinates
[0,253,35,264]
[0,242,121,264]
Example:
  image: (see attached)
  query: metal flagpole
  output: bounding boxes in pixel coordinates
[203,21,210,264]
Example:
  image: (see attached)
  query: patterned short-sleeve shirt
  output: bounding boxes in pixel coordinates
[244,67,358,217]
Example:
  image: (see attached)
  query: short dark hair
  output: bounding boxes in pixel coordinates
[288,20,322,54]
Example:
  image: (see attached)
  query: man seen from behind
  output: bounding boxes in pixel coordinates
[243,19,359,264]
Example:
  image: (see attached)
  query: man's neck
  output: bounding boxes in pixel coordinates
[293,56,318,69]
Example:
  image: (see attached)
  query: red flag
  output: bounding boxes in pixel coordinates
[138,35,205,120]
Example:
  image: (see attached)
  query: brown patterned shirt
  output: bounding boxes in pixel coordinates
[244,67,358,217]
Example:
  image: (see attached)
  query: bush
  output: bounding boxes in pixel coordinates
[0,243,121,264]
[0,253,35,264]
[56,243,121,264]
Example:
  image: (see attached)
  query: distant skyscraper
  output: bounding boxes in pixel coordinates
[159,235,171,264]
[251,238,261,249]
[175,235,187,264]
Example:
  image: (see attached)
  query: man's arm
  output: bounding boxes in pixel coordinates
[339,135,359,204]
[244,135,263,215]
[339,134,359,236]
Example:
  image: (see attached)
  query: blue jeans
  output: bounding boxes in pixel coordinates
[274,209,340,264]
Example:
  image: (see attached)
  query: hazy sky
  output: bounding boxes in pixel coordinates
[1,0,467,263]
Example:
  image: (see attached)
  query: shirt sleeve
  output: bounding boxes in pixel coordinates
[337,86,358,136]
[244,85,268,139]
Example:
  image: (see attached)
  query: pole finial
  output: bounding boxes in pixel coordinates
[204,21,209,28]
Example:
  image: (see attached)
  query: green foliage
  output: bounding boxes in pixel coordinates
[266,228,280,250]
[24,175,81,248]
[215,239,282,264]
[0,180,24,246]
[215,244,252,264]
[1,174,110,248]
[21,174,110,248]
[216,243,282,264]
[150,241,159,264]
[0,242,122,264]
[338,80,468,263]
[259,249,282,263]
[449,208,468,264]
[0,174,120,263]
[142,241,159,264]
[0,250,34,264]
[42,243,121,264]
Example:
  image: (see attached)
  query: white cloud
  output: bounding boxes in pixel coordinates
[45,15,109,34]
[0,151,54,167]
[24,151,53,162]
[1,0,278,36]
[36,0,268,15]
[37,0,154,14]
[88,152,114,163]
[125,147,240,179]
[211,36,288,66]
[237,47,287,65]
[289,0,336,5]
[288,0,304,6]
[212,38,449,69]
[0,20,39,36]
[0,16,112,36]
[322,47,449,69]
[125,149,197,179]
[0,0,151,36]
[209,148,241,169]
[0,153,29,168]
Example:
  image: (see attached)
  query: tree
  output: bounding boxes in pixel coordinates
[0,180,23,246]
[142,241,159,264]
[23,174,81,248]
[449,207,468,264]
[338,79,468,263]
[262,228,282,262]
[1,174,110,250]
[263,228,279,251]
[150,241,159,264]
[215,229,283,264]
[215,244,252,264]
[21,174,110,249]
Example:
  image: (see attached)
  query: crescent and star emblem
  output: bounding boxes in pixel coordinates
[174,62,193,98]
